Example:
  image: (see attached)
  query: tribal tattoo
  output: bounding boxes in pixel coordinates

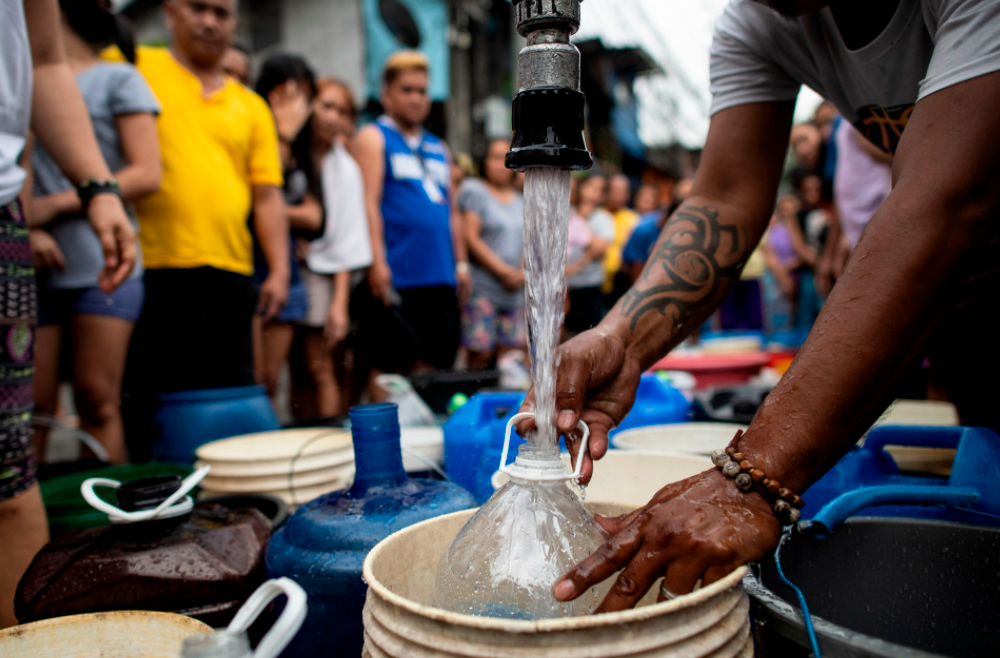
[621,204,745,333]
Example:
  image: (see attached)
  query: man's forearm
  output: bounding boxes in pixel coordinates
[253,186,290,277]
[605,199,764,369]
[742,191,994,493]
[366,202,386,263]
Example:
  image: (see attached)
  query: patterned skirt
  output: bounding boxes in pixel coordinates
[0,199,37,501]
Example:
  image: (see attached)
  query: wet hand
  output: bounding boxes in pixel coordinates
[87,193,136,293]
[518,324,643,484]
[553,468,782,612]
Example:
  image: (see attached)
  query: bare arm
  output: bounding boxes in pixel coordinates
[324,269,352,347]
[287,192,323,232]
[555,74,1000,615]
[350,125,392,303]
[25,0,135,290]
[524,101,793,477]
[252,185,290,321]
[786,214,817,266]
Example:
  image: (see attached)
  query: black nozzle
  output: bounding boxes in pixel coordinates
[506,87,593,172]
[116,475,183,511]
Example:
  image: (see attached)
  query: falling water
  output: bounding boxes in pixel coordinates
[522,166,572,450]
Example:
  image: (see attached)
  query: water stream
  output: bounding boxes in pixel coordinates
[521,166,572,450]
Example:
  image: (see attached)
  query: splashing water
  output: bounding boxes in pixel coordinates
[522,167,571,449]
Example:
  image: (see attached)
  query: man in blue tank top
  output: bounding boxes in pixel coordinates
[352,51,470,390]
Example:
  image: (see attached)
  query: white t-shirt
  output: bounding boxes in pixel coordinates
[710,0,1000,152]
[307,141,373,274]
[0,0,32,206]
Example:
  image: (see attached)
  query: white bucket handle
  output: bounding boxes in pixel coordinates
[500,412,590,482]
[227,578,308,658]
[81,466,210,524]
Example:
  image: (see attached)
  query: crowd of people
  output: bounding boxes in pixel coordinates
[0,0,897,484]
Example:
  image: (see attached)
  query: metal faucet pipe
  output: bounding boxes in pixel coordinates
[506,0,593,171]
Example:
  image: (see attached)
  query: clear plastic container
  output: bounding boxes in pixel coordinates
[435,416,609,619]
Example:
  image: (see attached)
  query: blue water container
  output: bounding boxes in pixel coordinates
[266,403,477,657]
[607,374,690,445]
[151,385,279,464]
[803,425,1000,527]
[443,392,524,496]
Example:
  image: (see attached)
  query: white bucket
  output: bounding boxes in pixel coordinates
[613,423,747,456]
[362,504,750,657]
[0,610,211,658]
[490,450,708,508]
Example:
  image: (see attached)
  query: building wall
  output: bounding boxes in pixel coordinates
[281,0,366,102]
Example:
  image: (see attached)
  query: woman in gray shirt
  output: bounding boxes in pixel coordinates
[458,138,525,370]
[27,0,160,464]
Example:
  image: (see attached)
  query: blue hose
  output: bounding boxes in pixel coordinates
[774,530,822,658]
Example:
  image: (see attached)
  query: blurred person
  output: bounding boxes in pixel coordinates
[565,174,613,335]
[761,195,814,332]
[459,138,525,370]
[789,122,822,171]
[115,0,288,458]
[251,54,319,403]
[529,0,1000,615]
[794,172,833,325]
[28,0,161,465]
[220,42,249,85]
[620,178,694,283]
[603,173,639,305]
[633,183,659,219]
[290,77,372,419]
[0,0,136,629]
[351,51,469,394]
[817,120,893,295]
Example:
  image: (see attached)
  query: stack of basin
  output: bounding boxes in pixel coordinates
[362,504,752,657]
[0,611,211,658]
[612,423,747,455]
[491,450,708,508]
[195,428,355,506]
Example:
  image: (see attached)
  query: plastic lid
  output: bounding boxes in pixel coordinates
[116,475,183,512]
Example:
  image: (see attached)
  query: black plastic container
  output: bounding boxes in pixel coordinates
[747,517,1000,657]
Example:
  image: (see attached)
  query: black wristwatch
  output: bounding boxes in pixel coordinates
[77,179,122,211]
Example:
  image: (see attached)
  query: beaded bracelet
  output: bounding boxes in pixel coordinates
[711,430,804,525]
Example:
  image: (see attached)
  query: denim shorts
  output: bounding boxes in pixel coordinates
[37,278,145,327]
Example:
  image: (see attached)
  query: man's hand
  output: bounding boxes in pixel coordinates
[29,229,65,271]
[87,193,136,293]
[257,271,289,322]
[553,468,781,612]
[518,325,643,485]
[368,257,393,305]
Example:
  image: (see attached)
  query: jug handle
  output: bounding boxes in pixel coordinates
[500,412,590,482]
[227,578,308,658]
[81,466,210,524]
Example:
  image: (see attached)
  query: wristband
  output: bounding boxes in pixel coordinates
[711,430,805,525]
[77,179,122,211]
[455,262,471,275]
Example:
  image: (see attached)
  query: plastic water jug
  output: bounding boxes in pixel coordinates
[265,403,477,657]
[16,469,271,627]
[153,385,280,464]
[443,392,524,495]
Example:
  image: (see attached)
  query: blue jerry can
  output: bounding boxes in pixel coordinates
[265,403,477,657]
